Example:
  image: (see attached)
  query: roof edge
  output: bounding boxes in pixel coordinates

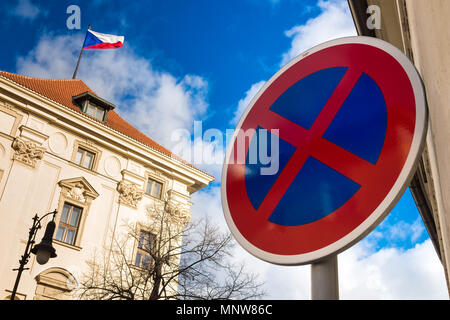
[0,72,215,183]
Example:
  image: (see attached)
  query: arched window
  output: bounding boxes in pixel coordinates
[34,268,77,300]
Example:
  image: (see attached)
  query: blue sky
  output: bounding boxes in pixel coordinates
[1,0,447,299]
[0,0,321,132]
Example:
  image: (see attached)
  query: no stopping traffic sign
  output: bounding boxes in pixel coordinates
[221,36,427,265]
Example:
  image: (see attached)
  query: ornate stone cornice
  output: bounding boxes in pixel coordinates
[11,137,45,168]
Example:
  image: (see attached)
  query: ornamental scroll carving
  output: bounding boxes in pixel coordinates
[65,182,86,203]
[117,180,144,208]
[164,200,190,226]
[146,199,190,229]
[12,137,45,167]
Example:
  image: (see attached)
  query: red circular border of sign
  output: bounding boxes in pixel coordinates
[223,38,424,263]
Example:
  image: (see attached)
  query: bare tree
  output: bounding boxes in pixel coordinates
[76,199,265,300]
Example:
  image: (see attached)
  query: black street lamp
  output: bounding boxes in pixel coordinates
[10,210,58,300]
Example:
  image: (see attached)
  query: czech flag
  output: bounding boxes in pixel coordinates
[82,29,124,49]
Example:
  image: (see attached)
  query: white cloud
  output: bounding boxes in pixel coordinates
[16,33,209,150]
[11,0,45,21]
[171,133,224,182]
[363,217,427,249]
[339,239,448,299]
[191,186,449,299]
[232,80,266,125]
[386,218,425,243]
[17,34,81,78]
[280,0,357,66]
[191,185,225,226]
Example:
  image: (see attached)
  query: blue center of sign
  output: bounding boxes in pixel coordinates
[244,67,387,226]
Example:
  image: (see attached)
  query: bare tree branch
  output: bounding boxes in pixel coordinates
[76,199,265,300]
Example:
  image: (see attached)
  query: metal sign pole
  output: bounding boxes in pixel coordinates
[311,254,339,300]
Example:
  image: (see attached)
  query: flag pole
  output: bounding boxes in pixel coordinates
[72,24,91,79]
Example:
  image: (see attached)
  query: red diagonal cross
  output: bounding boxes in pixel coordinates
[249,68,376,221]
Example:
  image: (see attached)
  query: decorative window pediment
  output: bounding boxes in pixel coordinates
[58,177,99,205]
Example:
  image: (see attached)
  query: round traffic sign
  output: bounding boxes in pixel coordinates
[221,36,427,265]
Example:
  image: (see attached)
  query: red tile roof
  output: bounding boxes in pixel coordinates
[0,70,203,173]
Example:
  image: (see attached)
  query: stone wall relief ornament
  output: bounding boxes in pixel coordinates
[66,182,86,202]
[12,137,45,167]
[117,180,144,208]
[104,156,122,178]
[0,99,15,110]
[164,200,190,226]
[48,132,68,155]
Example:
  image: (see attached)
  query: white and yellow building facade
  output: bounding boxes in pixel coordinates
[0,71,214,300]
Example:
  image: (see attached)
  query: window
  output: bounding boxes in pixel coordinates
[73,92,115,123]
[71,141,101,172]
[55,203,82,246]
[74,147,96,170]
[56,177,99,249]
[85,102,106,121]
[135,230,156,269]
[145,178,162,198]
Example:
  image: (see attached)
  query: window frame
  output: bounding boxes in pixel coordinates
[73,92,115,123]
[74,147,96,170]
[134,230,157,270]
[145,178,163,199]
[85,101,106,122]
[70,141,102,172]
[55,202,83,246]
